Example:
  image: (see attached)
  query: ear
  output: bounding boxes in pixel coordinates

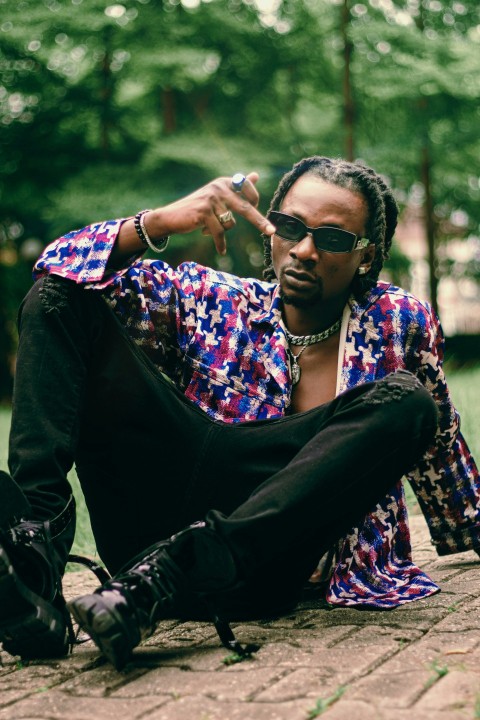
[358,243,375,275]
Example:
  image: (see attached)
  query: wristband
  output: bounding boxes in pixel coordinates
[134,210,170,253]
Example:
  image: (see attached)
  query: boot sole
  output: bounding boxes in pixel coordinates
[68,594,138,671]
[0,545,69,659]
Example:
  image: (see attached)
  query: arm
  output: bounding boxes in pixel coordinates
[405,302,480,555]
[110,172,275,266]
[34,173,276,284]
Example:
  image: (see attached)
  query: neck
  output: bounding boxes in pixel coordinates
[283,297,347,337]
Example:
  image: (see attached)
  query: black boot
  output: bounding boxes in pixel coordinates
[0,480,76,660]
[68,521,241,670]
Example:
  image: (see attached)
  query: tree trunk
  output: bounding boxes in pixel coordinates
[162,87,176,134]
[420,142,438,314]
[341,0,354,161]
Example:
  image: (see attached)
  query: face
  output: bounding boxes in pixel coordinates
[271,175,373,310]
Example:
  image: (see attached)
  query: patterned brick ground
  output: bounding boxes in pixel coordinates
[1,514,479,720]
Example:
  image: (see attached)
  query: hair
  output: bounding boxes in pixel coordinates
[263,156,398,300]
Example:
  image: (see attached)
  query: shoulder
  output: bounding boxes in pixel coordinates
[362,282,435,325]
[132,259,277,306]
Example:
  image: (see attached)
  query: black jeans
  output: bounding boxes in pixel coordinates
[9,277,438,612]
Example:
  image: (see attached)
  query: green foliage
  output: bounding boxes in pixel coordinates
[1,0,480,395]
[423,660,449,690]
[306,685,347,718]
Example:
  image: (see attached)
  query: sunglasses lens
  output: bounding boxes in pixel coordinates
[313,228,355,253]
[270,212,305,242]
[269,212,357,253]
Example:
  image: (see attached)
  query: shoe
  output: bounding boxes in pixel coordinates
[0,522,72,660]
[68,521,245,670]
[0,493,76,660]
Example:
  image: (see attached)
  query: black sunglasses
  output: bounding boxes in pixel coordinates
[268,211,370,254]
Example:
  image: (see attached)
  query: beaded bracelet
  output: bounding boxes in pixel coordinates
[133,209,170,253]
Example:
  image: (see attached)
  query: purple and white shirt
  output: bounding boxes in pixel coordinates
[34,219,480,608]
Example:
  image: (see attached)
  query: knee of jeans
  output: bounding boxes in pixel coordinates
[17,277,75,330]
[38,275,75,314]
[367,372,438,438]
[366,371,436,415]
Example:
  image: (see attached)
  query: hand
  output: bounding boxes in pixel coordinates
[149,172,276,255]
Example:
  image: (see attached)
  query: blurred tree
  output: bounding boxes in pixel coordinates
[347,0,480,311]
[1,0,479,398]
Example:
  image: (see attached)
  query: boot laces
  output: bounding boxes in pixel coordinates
[113,547,187,620]
[67,554,112,647]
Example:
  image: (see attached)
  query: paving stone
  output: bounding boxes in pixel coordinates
[0,692,168,720]
[2,515,480,719]
[110,665,284,701]
[316,698,384,719]
[254,667,349,702]
[349,666,434,708]
[140,695,312,720]
[414,669,480,712]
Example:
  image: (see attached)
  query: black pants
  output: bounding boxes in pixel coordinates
[9,277,438,613]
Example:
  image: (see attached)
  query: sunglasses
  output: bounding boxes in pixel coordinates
[268,211,370,254]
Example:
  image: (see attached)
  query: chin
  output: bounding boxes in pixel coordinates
[279,288,323,308]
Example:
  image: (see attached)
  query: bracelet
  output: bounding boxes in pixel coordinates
[133,209,170,253]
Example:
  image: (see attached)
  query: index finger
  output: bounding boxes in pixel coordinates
[236,172,260,208]
[228,173,276,235]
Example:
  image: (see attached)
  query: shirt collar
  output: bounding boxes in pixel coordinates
[251,280,392,328]
[348,281,391,318]
[251,283,284,328]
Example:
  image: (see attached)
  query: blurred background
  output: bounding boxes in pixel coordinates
[1,0,480,401]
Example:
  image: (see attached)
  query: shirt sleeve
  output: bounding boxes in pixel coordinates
[33,219,140,288]
[405,301,480,555]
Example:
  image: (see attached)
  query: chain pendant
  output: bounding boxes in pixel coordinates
[291,357,301,385]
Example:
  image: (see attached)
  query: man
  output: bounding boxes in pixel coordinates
[0,157,477,671]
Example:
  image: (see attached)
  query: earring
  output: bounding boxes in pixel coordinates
[358,267,367,276]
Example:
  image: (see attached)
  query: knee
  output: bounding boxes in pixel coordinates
[19,276,71,320]
[367,371,438,443]
[37,276,76,314]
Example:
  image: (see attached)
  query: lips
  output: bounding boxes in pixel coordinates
[283,268,317,287]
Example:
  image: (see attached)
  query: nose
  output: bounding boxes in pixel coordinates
[289,232,319,262]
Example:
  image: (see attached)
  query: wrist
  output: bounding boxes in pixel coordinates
[134,210,170,253]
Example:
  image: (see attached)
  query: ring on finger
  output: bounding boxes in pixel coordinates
[218,210,234,225]
[231,173,246,192]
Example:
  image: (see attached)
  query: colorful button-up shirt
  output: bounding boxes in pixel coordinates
[34,219,480,608]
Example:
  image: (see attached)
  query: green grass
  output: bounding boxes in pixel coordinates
[0,408,96,558]
[1,365,480,564]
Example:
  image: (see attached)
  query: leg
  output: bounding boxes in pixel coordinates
[0,277,90,658]
[209,371,439,576]
[69,371,438,669]
[0,276,213,657]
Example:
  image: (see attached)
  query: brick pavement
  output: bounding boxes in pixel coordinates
[1,513,480,720]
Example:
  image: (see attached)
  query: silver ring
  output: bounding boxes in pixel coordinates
[218,210,234,225]
[231,173,246,192]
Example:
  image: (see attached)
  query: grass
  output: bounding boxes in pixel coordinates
[307,686,347,718]
[0,408,96,559]
[1,365,480,564]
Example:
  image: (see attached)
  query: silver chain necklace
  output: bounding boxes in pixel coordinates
[285,317,342,386]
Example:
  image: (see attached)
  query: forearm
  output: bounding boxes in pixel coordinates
[110,173,275,266]
[109,210,171,267]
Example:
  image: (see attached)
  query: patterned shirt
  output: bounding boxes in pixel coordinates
[34,219,480,608]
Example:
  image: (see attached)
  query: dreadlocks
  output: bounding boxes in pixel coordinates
[263,156,398,301]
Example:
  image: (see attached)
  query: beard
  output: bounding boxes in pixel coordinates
[278,273,324,308]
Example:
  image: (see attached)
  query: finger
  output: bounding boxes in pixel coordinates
[204,214,228,255]
[236,172,260,208]
[227,196,276,236]
[216,208,237,232]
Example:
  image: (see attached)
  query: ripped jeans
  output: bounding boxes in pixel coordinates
[8,276,439,613]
